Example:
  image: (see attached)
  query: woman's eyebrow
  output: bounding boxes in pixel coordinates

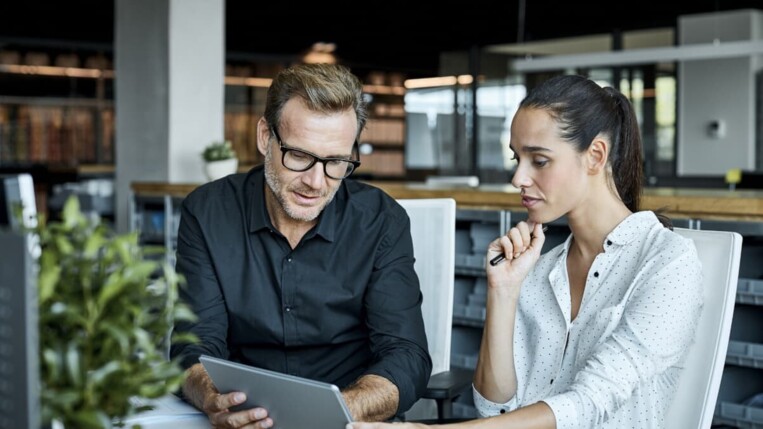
[509,145,552,153]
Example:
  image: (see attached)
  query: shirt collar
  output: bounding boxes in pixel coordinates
[605,210,659,247]
[558,210,659,254]
[246,165,339,242]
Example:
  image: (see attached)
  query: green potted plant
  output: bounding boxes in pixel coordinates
[34,196,197,429]
[202,140,238,181]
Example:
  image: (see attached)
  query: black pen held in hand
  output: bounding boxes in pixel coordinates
[489,226,549,266]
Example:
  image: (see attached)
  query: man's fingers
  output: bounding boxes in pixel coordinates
[209,391,246,412]
[211,406,271,429]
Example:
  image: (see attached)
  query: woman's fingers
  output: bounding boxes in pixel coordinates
[508,222,533,259]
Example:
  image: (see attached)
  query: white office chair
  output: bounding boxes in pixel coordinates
[396,198,472,422]
[665,227,742,429]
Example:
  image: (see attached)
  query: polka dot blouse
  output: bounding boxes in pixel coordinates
[473,211,703,428]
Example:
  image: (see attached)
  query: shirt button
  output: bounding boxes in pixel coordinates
[593,271,599,278]
[606,240,612,246]
[284,306,291,312]
[550,378,554,385]
[287,257,292,262]
[499,409,506,414]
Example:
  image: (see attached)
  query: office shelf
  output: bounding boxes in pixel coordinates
[714,366,763,428]
[714,402,763,429]
[737,278,763,305]
[727,340,763,369]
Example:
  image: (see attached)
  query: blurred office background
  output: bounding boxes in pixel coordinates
[0,0,762,219]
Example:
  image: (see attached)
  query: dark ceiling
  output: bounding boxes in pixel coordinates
[1,0,762,80]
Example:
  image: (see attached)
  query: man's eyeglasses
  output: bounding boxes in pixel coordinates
[271,127,361,180]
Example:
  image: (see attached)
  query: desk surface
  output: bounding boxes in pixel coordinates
[131,180,763,222]
[122,395,210,429]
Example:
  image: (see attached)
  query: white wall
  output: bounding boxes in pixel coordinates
[677,57,756,175]
[677,9,763,176]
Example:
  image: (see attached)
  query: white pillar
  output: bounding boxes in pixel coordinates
[114,0,224,232]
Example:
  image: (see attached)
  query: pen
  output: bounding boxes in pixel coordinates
[489,226,549,266]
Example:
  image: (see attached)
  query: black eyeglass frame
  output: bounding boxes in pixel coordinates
[271,127,361,180]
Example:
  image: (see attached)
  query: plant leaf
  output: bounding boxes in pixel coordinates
[65,342,82,387]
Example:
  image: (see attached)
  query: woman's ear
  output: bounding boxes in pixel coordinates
[586,136,609,174]
[256,117,271,156]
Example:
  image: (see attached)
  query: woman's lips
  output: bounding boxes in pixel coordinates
[522,195,542,208]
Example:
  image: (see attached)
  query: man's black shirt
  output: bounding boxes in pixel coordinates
[170,165,432,414]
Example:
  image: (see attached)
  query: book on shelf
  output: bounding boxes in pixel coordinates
[0,103,114,166]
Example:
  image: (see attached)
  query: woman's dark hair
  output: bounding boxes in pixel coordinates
[520,75,671,227]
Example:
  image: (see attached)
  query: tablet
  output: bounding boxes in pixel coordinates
[199,355,353,428]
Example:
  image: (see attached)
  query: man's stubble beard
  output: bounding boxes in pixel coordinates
[263,147,339,223]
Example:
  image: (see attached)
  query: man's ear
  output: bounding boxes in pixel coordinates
[256,117,271,156]
[586,136,609,174]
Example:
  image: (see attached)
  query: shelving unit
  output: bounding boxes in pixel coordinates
[696,219,763,428]
[357,91,407,179]
[0,60,116,217]
[223,81,267,167]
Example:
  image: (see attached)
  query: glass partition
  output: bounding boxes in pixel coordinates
[405,63,678,185]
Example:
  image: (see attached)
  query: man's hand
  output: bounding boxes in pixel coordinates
[182,363,273,428]
[202,391,272,429]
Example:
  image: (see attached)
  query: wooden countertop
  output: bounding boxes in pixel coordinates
[131,181,763,222]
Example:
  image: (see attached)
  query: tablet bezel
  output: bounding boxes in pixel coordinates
[199,355,353,428]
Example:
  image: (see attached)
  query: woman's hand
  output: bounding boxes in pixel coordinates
[486,222,545,292]
[347,422,429,429]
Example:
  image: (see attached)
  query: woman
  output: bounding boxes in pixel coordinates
[350,74,703,428]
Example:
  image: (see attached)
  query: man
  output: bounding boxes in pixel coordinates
[170,63,432,428]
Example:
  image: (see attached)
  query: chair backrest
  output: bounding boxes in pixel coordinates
[666,227,742,429]
[396,198,456,376]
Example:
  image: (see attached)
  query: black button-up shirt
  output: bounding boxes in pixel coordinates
[170,165,432,414]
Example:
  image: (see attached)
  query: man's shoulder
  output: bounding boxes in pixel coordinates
[342,179,406,218]
[184,172,250,208]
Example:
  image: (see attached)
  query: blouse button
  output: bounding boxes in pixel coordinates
[500,409,506,414]
[594,271,600,278]
[606,240,612,246]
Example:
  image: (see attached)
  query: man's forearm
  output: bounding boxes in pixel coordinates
[342,374,399,422]
[182,362,218,411]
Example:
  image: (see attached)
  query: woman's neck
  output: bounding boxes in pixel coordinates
[567,189,632,260]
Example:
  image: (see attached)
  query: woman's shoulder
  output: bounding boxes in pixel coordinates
[636,212,700,267]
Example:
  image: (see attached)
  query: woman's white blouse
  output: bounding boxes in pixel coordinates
[473,211,703,428]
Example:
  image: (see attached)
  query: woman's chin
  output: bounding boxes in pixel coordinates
[527,211,561,226]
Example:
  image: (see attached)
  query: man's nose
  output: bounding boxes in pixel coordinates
[302,161,326,188]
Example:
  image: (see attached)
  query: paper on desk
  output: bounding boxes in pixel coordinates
[122,395,209,427]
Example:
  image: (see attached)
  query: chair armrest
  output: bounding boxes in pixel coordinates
[423,368,474,400]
